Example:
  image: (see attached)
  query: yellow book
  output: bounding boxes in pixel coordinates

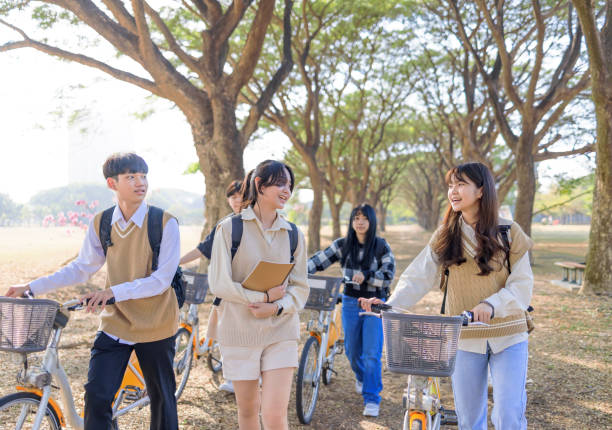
[242,261,295,292]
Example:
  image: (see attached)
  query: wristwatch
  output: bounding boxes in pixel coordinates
[276,304,284,316]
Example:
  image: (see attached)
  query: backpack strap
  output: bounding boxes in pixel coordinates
[288,221,298,263]
[147,205,164,271]
[498,224,512,274]
[99,206,115,256]
[230,214,243,260]
[439,267,450,315]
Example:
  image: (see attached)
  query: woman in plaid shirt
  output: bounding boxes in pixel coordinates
[308,203,395,417]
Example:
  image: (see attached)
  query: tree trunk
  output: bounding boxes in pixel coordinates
[513,136,537,238]
[572,0,612,295]
[327,193,343,239]
[191,111,245,237]
[307,164,324,254]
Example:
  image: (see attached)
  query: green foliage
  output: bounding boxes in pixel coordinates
[183,162,201,175]
[0,193,22,226]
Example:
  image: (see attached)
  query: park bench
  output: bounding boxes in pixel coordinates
[553,261,586,290]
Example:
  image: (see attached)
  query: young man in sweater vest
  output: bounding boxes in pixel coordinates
[6,153,180,430]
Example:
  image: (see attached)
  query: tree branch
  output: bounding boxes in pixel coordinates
[228,0,275,97]
[240,0,294,147]
[534,144,595,161]
[0,22,160,95]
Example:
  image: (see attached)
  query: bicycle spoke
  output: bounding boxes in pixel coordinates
[15,403,30,429]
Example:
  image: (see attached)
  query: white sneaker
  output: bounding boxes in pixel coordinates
[218,380,234,393]
[363,402,379,417]
[355,380,363,394]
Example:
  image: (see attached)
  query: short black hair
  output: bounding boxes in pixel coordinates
[102,153,148,179]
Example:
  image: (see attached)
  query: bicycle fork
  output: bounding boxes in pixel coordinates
[404,376,441,429]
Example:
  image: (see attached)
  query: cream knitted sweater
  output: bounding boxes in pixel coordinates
[207,207,309,347]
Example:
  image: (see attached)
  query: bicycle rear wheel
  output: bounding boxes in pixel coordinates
[174,327,193,399]
[296,336,321,424]
[0,392,61,430]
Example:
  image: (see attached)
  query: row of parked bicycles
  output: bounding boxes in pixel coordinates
[0,271,469,429]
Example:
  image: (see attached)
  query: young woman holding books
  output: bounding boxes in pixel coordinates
[308,203,396,417]
[208,160,309,430]
[361,162,533,430]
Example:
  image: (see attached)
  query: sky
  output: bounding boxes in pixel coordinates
[0,15,595,205]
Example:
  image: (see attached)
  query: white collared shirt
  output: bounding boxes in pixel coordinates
[30,201,180,344]
[387,219,532,354]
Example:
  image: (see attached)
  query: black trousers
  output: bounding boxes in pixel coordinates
[83,332,178,430]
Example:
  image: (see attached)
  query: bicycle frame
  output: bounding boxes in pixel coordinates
[180,303,215,358]
[16,326,85,430]
[306,304,342,380]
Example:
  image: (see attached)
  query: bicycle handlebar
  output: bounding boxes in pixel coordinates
[359,303,481,327]
[65,297,116,311]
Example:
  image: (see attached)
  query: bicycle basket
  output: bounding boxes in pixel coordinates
[0,298,59,353]
[304,275,342,311]
[382,312,463,377]
[181,271,209,305]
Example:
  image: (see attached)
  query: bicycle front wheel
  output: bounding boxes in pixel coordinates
[0,392,62,430]
[174,327,193,399]
[296,336,321,424]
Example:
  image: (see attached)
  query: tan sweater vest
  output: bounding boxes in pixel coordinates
[442,222,533,339]
[93,209,179,343]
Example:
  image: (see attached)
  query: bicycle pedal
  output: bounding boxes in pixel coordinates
[440,408,458,425]
[124,385,145,402]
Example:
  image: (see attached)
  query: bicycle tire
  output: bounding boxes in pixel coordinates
[321,342,337,385]
[206,341,223,373]
[0,391,62,430]
[174,327,193,399]
[296,336,321,424]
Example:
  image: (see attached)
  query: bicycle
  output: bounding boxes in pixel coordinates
[0,295,163,429]
[172,270,222,399]
[360,303,477,430]
[295,275,344,425]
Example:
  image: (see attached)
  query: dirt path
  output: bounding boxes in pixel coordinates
[0,225,610,429]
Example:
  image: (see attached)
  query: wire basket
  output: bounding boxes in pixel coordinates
[0,298,59,353]
[382,312,463,377]
[304,275,343,311]
[182,271,209,305]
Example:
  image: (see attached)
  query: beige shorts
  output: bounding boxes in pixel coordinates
[220,340,298,381]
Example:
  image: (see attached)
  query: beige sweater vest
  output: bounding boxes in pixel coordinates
[442,222,533,339]
[93,209,179,343]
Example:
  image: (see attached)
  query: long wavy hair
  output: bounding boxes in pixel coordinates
[240,160,295,209]
[341,204,378,271]
[431,162,507,275]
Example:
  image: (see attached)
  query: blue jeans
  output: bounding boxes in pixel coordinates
[341,295,384,405]
[451,341,528,430]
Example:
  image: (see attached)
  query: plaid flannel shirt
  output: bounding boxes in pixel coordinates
[308,237,396,299]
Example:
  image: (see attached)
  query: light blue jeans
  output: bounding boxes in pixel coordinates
[451,340,528,430]
[341,295,384,405]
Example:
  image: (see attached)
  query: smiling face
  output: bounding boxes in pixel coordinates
[351,211,370,237]
[447,173,482,215]
[255,168,292,210]
[107,172,148,205]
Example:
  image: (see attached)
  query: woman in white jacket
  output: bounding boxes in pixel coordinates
[362,162,533,430]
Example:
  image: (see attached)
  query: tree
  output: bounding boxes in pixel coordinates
[0,0,294,236]
[572,0,612,295]
[244,0,400,252]
[435,0,594,237]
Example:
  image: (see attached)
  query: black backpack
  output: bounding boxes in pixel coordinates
[212,213,299,306]
[99,205,185,309]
